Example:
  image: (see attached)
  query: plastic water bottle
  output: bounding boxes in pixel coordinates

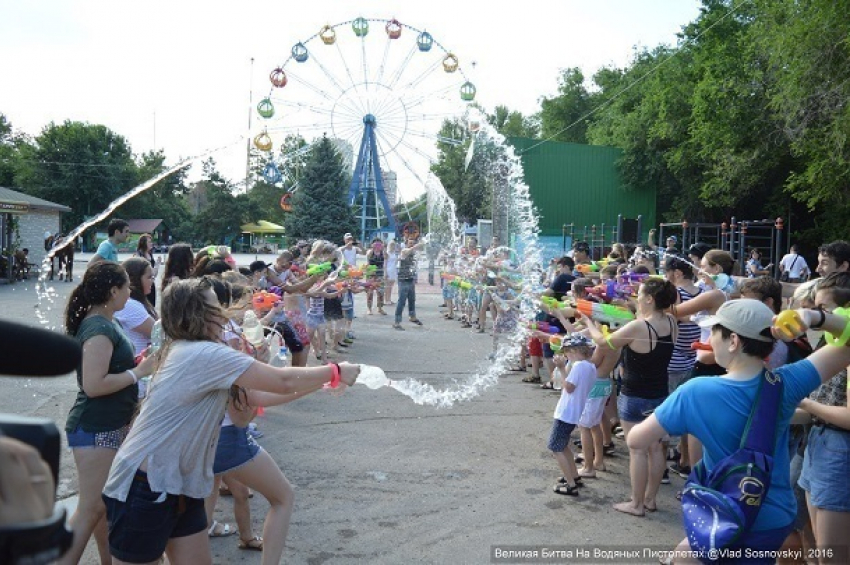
[150,320,163,354]
[357,364,390,389]
[241,311,265,346]
[269,336,289,367]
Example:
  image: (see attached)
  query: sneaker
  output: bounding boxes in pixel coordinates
[346,332,355,340]
[343,338,354,344]
[667,448,681,462]
[661,469,670,485]
[669,462,692,479]
[409,318,423,326]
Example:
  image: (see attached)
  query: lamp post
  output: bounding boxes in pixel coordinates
[562,224,567,253]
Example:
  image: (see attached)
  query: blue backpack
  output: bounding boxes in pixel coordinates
[681,368,783,554]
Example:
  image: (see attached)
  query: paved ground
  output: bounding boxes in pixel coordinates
[0,253,685,564]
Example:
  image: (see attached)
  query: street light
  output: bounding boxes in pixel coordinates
[562,224,568,253]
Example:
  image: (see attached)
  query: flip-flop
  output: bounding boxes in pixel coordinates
[238,536,264,551]
[208,520,236,538]
[540,382,554,390]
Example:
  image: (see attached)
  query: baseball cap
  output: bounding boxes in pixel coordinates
[249,260,271,273]
[573,241,590,252]
[688,242,712,259]
[343,233,353,240]
[667,235,678,243]
[696,299,774,342]
[561,334,594,348]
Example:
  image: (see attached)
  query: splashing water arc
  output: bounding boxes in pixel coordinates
[388,108,543,408]
[34,140,243,328]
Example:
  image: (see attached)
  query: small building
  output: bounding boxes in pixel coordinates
[0,186,72,276]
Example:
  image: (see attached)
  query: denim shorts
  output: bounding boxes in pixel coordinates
[67,424,130,450]
[617,394,665,423]
[213,425,261,475]
[103,471,207,563]
[306,312,325,330]
[547,419,576,452]
[798,425,850,512]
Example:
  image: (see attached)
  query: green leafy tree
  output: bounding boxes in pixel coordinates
[191,159,261,245]
[112,150,193,241]
[248,134,309,226]
[282,136,355,241]
[488,105,539,138]
[753,0,850,243]
[430,118,490,226]
[14,120,137,231]
[539,68,594,144]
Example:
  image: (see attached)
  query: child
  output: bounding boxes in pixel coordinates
[490,279,520,365]
[577,366,613,477]
[548,334,597,496]
[101,278,360,564]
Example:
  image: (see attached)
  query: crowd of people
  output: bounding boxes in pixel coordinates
[441,233,849,564]
[58,216,850,563]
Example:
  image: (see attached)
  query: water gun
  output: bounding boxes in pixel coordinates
[549,334,565,353]
[363,265,378,277]
[540,296,568,309]
[528,321,559,334]
[289,264,305,275]
[339,267,364,279]
[575,263,599,275]
[451,277,473,290]
[690,341,713,351]
[252,290,281,310]
[574,299,635,328]
[773,310,805,341]
[306,262,333,276]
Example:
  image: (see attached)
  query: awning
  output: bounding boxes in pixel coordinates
[240,220,285,234]
[127,219,163,234]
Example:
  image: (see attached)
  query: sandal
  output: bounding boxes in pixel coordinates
[557,476,583,487]
[522,375,541,383]
[208,520,236,538]
[540,382,554,390]
[553,483,579,496]
[238,536,264,551]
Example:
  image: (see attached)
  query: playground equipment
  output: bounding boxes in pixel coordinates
[561,215,644,260]
[254,17,476,243]
[658,218,785,278]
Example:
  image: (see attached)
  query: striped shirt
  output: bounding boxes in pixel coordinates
[669,286,701,372]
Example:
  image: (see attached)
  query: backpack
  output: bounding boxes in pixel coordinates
[681,368,783,554]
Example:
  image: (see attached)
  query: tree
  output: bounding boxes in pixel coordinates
[0,113,26,187]
[248,134,309,226]
[191,159,261,245]
[488,105,539,138]
[282,136,355,241]
[14,120,137,231]
[430,118,490,225]
[539,68,594,144]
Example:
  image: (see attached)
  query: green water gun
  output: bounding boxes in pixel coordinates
[306,262,333,276]
[540,296,567,309]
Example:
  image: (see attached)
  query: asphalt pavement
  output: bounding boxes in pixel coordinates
[0,253,684,564]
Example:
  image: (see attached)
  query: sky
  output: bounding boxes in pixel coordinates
[0,1,703,198]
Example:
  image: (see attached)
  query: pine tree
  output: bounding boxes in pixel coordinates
[283,135,356,241]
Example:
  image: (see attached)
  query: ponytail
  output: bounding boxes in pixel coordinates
[64,262,129,336]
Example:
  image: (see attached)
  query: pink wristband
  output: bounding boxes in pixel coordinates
[328,363,341,389]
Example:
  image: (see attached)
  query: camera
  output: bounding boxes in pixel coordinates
[0,320,79,564]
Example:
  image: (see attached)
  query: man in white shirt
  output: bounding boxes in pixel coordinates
[778,244,810,282]
[341,233,365,266]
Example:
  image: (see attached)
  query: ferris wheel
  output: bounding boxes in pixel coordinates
[252,17,476,240]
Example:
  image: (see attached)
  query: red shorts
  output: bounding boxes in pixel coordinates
[527,337,543,357]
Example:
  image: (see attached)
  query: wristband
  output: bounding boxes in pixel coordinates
[810,307,827,330]
[825,307,850,347]
[127,369,138,384]
[328,363,341,389]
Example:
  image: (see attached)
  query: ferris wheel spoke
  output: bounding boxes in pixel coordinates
[403,81,465,112]
[269,97,338,118]
[285,71,340,104]
[334,42,368,116]
[385,44,418,92]
[404,128,464,146]
[306,51,352,99]
[399,58,445,92]
[360,37,371,107]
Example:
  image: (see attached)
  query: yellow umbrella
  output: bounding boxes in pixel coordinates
[240,220,285,234]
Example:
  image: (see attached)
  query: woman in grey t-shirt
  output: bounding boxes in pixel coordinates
[101,278,360,565]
